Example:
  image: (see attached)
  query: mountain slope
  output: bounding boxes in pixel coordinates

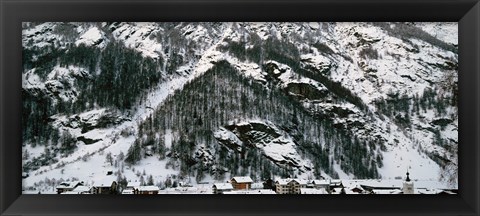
[21,22,458,192]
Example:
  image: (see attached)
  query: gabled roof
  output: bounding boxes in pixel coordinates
[294,179,309,185]
[138,186,159,191]
[213,183,234,190]
[231,176,253,183]
[72,186,91,192]
[127,181,141,188]
[122,189,135,194]
[301,188,328,194]
[93,177,116,187]
[275,179,292,185]
[56,181,83,189]
[311,179,330,185]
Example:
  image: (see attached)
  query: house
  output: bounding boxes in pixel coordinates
[71,185,92,194]
[275,179,292,194]
[93,177,117,194]
[310,179,330,189]
[289,179,308,194]
[56,181,84,194]
[230,176,253,190]
[275,179,308,194]
[125,181,140,194]
[212,183,234,194]
[309,179,330,193]
[137,186,159,194]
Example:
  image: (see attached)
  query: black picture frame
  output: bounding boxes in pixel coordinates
[1,0,479,215]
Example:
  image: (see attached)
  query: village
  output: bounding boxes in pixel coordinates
[50,171,457,195]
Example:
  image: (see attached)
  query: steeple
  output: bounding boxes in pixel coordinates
[402,169,414,194]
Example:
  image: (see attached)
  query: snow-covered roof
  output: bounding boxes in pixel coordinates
[213,183,234,190]
[372,189,403,194]
[251,182,264,189]
[330,179,342,184]
[275,179,292,185]
[93,177,116,187]
[301,188,328,194]
[416,188,443,194]
[294,179,309,185]
[122,189,135,194]
[127,181,141,188]
[72,186,91,192]
[56,181,83,189]
[138,186,159,191]
[223,189,276,194]
[311,179,330,185]
[231,176,253,183]
[62,191,81,194]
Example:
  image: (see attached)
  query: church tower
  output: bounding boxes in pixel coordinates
[402,170,414,194]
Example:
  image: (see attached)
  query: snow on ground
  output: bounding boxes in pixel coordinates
[23,23,236,193]
[329,22,456,106]
[377,124,442,181]
[22,69,44,90]
[415,22,458,46]
[110,22,164,60]
[342,179,452,189]
[22,22,59,48]
[22,22,457,193]
[23,65,90,103]
[75,27,107,48]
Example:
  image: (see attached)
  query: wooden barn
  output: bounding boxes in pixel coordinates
[136,186,159,194]
[92,177,117,194]
[212,183,234,194]
[230,176,253,190]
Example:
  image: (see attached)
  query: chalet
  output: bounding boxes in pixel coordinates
[212,183,234,194]
[93,177,117,194]
[56,181,84,194]
[137,186,159,194]
[230,176,253,190]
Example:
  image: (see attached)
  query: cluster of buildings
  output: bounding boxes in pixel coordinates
[54,172,456,195]
[55,176,160,195]
[212,172,456,195]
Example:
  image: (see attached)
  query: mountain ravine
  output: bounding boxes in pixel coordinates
[22,22,458,192]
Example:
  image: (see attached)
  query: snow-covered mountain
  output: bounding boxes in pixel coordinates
[21,22,458,193]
